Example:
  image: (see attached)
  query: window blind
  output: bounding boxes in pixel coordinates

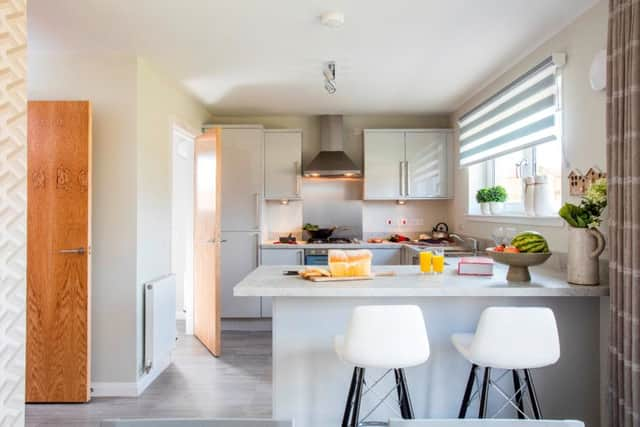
[458,56,561,167]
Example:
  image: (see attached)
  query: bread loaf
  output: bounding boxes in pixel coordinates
[328,249,372,277]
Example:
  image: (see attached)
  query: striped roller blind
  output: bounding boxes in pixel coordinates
[458,56,561,167]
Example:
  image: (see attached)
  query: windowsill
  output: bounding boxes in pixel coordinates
[465,214,565,227]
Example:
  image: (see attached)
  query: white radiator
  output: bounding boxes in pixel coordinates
[144,274,176,374]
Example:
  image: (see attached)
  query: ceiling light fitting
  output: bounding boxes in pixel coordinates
[324,62,336,94]
[320,11,345,28]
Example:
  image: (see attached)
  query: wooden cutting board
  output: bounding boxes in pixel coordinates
[307,271,396,282]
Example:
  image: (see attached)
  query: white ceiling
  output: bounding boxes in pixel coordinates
[28,0,597,115]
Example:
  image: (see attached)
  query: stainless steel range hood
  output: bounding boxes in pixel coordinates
[304,115,361,177]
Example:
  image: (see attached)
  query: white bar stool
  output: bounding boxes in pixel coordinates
[451,307,560,420]
[335,305,430,427]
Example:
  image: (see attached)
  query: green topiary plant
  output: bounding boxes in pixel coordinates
[487,185,508,202]
[476,188,491,203]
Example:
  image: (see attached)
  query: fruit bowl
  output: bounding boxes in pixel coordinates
[486,248,552,282]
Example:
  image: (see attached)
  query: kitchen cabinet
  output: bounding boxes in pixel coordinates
[370,248,402,265]
[363,130,405,199]
[363,129,453,200]
[264,130,302,200]
[260,248,304,317]
[220,126,264,231]
[405,131,450,199]
[220,231,262,318]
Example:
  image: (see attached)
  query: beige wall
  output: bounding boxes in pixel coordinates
[449,0,608,253]
[135,58,212,378]
[29,53,141,384]
[28,53,213,387]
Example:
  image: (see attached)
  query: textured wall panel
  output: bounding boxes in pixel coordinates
[0,0,26,425]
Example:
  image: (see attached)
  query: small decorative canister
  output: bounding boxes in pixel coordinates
[524,176,535,216]
[533,175,554,216]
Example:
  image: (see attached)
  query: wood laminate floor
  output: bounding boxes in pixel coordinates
[26,323,272,426]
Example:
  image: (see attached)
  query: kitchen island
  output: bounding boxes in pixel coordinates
[234,263,609,427]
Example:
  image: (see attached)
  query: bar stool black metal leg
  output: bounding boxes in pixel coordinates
[524,369,543,419]
[349,367,366,427]
[458,364,478,418]
[394,369,409,418]
[342,367,359,427]
[398,369,415,419]
[478,367,491,418]
[512,370,525,419]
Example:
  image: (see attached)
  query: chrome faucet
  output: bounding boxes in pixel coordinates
[449,233,479,256]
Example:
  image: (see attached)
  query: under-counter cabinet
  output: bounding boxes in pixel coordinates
[264,130,302,200]
[260,248,304,317]
[370,248,402,265]
[363,129,453,200]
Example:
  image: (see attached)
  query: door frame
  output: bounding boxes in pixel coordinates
[170,122,197,335]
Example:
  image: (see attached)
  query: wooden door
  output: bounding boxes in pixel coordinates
[26,101,92,403]
[363,130,406,199]
[193,129,222,356]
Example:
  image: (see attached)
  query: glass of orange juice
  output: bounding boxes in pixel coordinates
[431,248,445,273]
[419,251,432,273]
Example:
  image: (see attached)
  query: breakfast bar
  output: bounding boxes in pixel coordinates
[234,263,609,427]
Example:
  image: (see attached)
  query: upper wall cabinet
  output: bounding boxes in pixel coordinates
[364,129,453,200]
[264,130,302,200]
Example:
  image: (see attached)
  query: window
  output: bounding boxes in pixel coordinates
[459,55,565,216]
[467,140,562,215]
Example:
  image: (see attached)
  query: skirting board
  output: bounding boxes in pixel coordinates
[91,354,172,397]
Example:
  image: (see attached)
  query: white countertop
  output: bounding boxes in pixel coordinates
[234,263,610,297]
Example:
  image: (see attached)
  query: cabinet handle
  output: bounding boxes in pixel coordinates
[255,233,261,266]
[294,161,301,196]
[405,161,410,196]
[255,192,262,229]
[399,161,405,197]
[297,250,303,265]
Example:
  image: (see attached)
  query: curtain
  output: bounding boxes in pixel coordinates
[608,0,640,426]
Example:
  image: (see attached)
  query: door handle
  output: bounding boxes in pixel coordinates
[59,247,86,255]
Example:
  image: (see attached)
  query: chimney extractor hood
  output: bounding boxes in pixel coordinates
[304,115,361,177]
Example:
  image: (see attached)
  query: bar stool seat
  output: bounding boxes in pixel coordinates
[336,305,430,427]
[453,307,560,420]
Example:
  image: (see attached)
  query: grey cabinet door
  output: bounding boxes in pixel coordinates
[261,248,304,266]
[221,128,264,230]
[220,231,261,318]
[364,131,406,199]
[405,131,449,199]
[264,131,302,200]
[370,248,402,265]
[260,248,304,318]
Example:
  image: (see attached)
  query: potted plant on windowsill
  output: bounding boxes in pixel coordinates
[476,188,492,215]
[559,178,607,285]
[488,185,508,215]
